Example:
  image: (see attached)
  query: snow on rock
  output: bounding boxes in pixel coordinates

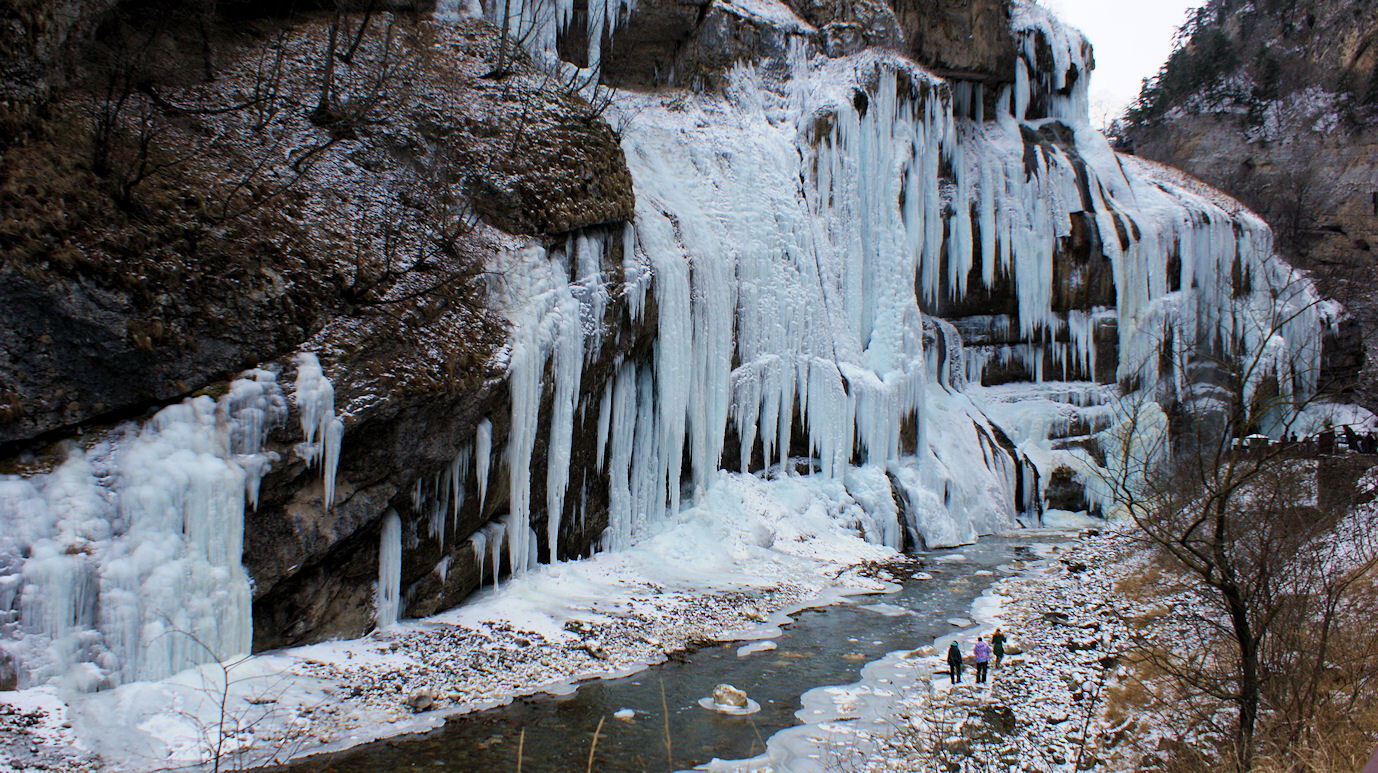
[737,640,779,657]
[0,690,99,772]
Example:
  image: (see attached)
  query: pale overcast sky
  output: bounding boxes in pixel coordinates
[1037,0,1209,127]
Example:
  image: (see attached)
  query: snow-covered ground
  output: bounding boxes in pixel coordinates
[1,470,912,772]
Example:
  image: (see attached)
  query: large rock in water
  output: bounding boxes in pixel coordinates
[712,684,749,708]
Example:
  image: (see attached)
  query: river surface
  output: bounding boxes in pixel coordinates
[274,534,1052,772]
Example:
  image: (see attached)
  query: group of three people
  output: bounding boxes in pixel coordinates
[946,629,1006,684]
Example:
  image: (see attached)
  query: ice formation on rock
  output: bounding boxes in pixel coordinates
[462,0,1325,575]
[293,353,345,510]
[475,418,492,513]
[476,51,1042,563]
[481,0,634,79]
[0,0,1331,691]
[0,371,288,689]
[375,511,403,628]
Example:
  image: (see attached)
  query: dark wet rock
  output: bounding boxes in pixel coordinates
[1044,466,1093,514]
[0,253,333,449]
[599,0,814,90]
[0,0,120,103]
[406,687,436,711]
[980,704,1017,735]
[599,0,1017,90]
[782,0,900,57]
[890,0,1015,83]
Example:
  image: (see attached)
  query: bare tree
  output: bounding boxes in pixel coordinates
[311,3,415,134]
[487,0,554,79]
[84,8,190,208]
[1099,269,1378,770]
[149,624,314,773]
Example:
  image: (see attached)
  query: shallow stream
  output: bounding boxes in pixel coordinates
[274,534,1053,772]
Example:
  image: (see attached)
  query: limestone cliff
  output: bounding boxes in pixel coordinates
[0,0,637,655]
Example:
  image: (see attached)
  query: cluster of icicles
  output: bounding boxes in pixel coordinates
[0,355,342,689]
[412,0,1324,592]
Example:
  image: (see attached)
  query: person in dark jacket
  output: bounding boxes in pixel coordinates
[991,629,1007,668]
[946,640,964,683]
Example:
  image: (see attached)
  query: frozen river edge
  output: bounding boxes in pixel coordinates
[706,525,1142,772]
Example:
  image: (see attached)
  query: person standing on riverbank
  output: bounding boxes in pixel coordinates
[992,629,1007,668]
[973,637,991,684]
[947,641,964,683]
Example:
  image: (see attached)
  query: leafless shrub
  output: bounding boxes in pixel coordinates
[311,2,418,135]
[340,147,488,314]
[148,625,313,773]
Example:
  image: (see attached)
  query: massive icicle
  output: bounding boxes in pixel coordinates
[479,52,1033,553]
[480,0,634,81]
[375,511,403,628]
[293,352,345,510]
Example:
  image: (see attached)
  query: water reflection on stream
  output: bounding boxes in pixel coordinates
[276,534,1056,772]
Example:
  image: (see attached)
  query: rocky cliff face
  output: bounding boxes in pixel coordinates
[597,0,1015,88]
[0,1,638,661]
[1124,0,1376,403]
[0,0,1332,691]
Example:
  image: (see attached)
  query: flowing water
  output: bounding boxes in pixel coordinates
[273,534,1062,772]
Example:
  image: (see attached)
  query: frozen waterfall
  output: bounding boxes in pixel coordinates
[0,360,341,689]
[478,51,1043,565]
[0,0,1332,693]
[470,1,1325,575]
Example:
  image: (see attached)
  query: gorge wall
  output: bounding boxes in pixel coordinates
[0,0,1330,692]
[1123,0,1376,403]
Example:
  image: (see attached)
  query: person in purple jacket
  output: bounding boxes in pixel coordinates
[973,636,992,684]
